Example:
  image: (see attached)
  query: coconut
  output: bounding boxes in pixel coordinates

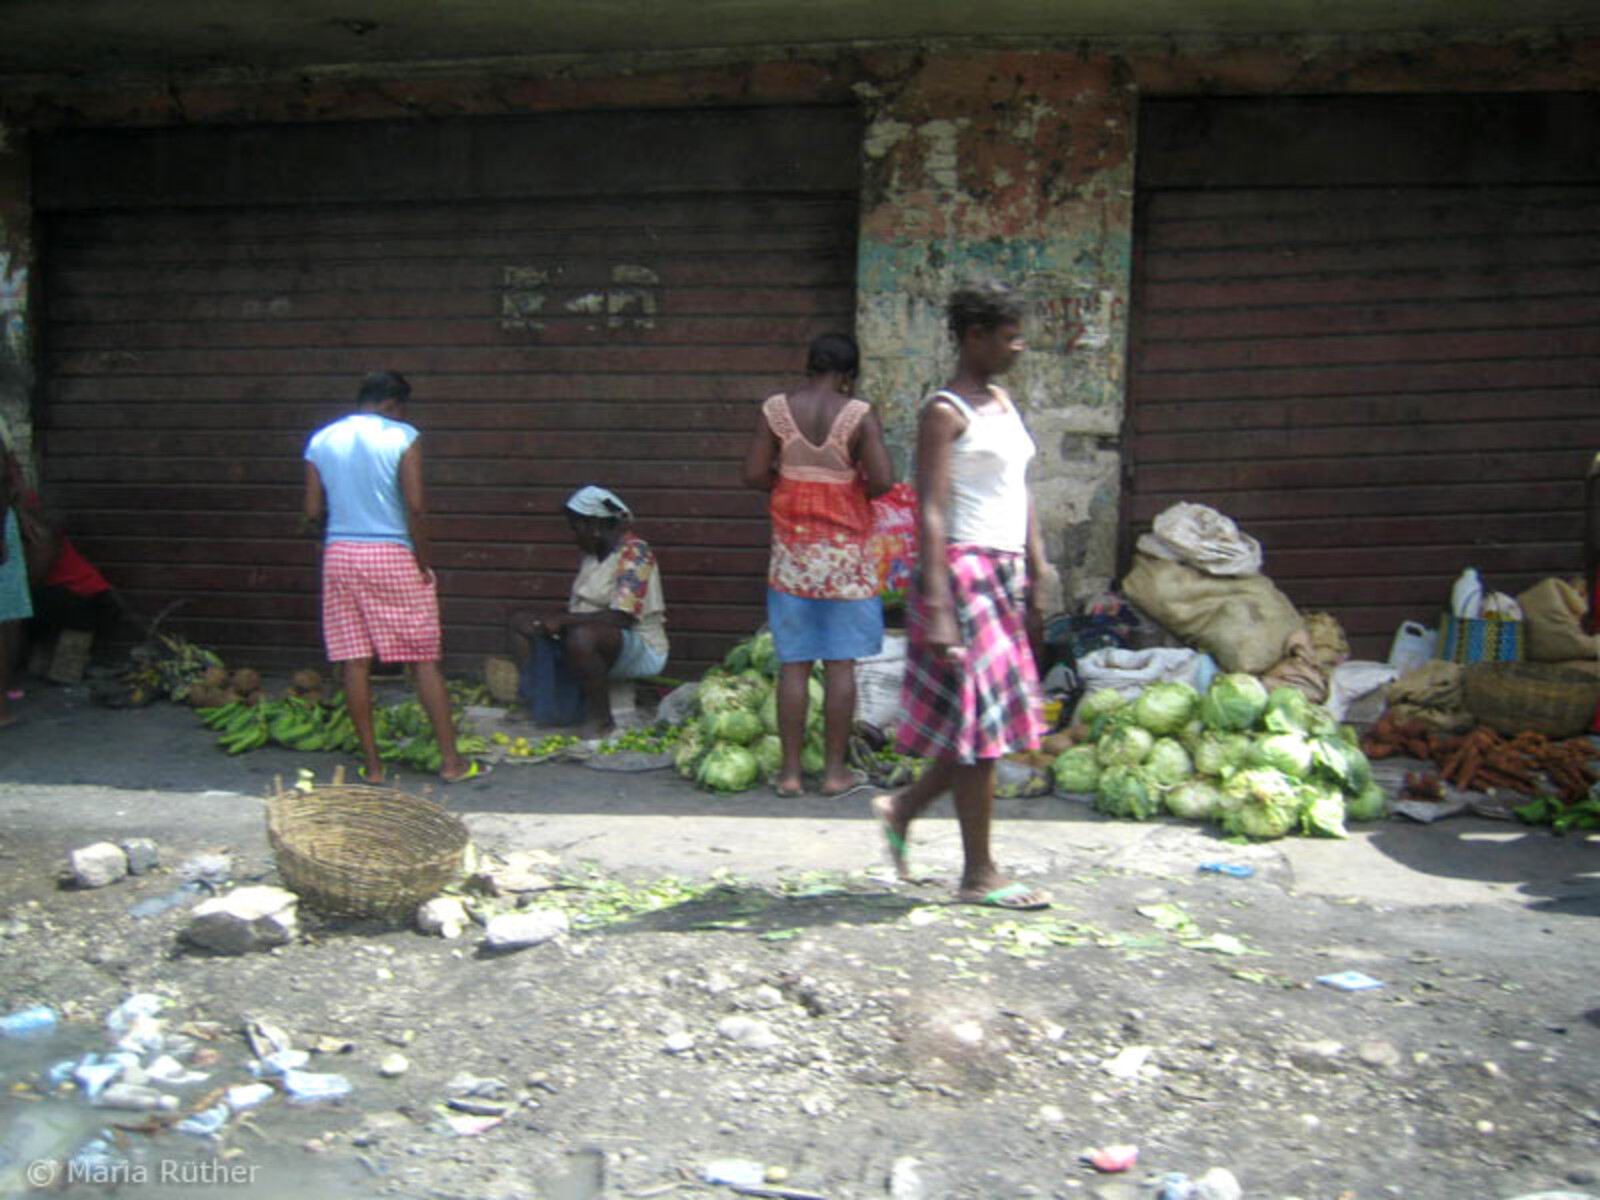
[290,668,324,693]
[200,665,229,688]
[230,668,262,695]
[187,683,228,708]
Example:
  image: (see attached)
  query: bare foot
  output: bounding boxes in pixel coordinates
[773,774,804,798]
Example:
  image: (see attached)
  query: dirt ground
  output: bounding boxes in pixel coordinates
[1,678,1599,1200]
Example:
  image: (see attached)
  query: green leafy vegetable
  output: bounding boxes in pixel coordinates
[1052,745,1101,794]
[1199,673,1269,732]
[1098,724,1155,767]
[1132,681,1201,736]
[1145,737,1195,788]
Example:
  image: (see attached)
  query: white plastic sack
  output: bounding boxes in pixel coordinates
[1325,661,1399,724]
[1135,502,1263,578]
[1074,647,1215,715]
[1386,621,1436,676]
[854,633,907,731]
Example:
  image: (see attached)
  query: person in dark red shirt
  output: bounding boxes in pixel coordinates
[25,511,124,656]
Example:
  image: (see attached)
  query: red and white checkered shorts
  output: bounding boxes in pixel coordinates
[321,541,442,663]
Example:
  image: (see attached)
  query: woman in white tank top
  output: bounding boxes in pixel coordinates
[871,281,1052,910]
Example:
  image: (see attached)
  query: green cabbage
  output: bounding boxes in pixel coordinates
[747,631,778,677]
[697,743,761,792]
[1075,688,1126,728]
[1146,737,1195,788]
[1262,686,1315,734]
[1193,732,1253,779]
[801,736,825,776]
[1132,681,1200,736]
[1052,746,1101,794]
[1221,768,1301,840]
[1199,673,1269,732]
[753,734,783,778]
[702,708,764,746]
[1165,779,1225,822]
[759,688,780,736]
[1179,719,1207,755]
[1311,736,1372,792]
[1096,765,1160,821]
[1298,784,1349,838]
[674,726,708,779]
[1345,781,1389,822]
[1252,732,1314,779]
[1098,724,1155,767]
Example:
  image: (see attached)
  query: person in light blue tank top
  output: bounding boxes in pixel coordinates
[305,411,419,547]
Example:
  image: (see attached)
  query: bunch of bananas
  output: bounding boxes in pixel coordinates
[121,633,228,706]
[197,690,488,765]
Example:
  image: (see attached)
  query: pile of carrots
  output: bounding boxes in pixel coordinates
[1361,713,1600,802]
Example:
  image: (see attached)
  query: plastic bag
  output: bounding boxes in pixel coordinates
[518,638,586,726]
[1074,646,1215,709]
[1387,620,1437,675]
[1135,502,1263,577]
[854,633,907,730]
[1121,553,1302,674]
[866,483,918,600]
[1325,661,1398,724]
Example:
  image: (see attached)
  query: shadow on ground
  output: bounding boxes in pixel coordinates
[1367,819,1600,916]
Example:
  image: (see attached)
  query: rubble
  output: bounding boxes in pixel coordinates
[182,886,298,954]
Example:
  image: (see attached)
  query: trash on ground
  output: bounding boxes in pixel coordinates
[1082,1144,1139,1173]
[1317,970,1385,992]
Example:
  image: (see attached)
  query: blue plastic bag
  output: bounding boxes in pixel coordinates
[519,637,587,726]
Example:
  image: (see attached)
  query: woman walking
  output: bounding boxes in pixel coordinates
[871,281,1051,909]
[743,333,894,797]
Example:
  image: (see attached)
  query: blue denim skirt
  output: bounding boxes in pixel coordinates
[766,587,884,664]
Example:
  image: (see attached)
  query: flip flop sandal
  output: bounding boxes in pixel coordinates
[819,770,871,798]
[870,794,910,876]
[444,761,493,784]
[959,881,1051,911]
[357,765,387,784]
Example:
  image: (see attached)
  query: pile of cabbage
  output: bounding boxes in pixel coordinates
[672,630,827,794]
[1050,674,1388,840]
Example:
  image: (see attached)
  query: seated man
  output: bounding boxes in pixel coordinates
[508,486,668,737]
[24,505,124,663]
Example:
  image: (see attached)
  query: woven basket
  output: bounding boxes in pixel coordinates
[1461,661,1600,738]
[267,785,469,921]
[483,656,520,705]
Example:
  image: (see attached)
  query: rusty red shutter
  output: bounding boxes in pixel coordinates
[1126,96,1600,657]
[39,110,860,673]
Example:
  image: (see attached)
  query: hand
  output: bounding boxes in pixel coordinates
[923,604,964,663]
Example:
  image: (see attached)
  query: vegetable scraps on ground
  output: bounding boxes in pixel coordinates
[1054,674,1384,841]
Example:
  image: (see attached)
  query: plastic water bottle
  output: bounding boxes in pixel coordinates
[1451,567,1484,619]
[0,1005,59,1038]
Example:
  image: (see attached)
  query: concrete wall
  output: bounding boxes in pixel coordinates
[855,54,1134,602]
[0,122,30,476]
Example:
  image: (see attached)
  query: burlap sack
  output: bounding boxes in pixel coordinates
[1121,552,1303,675]
[1517,577,1600,663]
[1260,629,1330,704]
[1304,612,1351,671]
[1384,659,1474,731]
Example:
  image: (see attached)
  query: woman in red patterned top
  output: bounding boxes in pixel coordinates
[743,334,894,796]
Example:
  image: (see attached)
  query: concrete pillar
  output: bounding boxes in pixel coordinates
[854,53,1135,603]
[0,120,33,477]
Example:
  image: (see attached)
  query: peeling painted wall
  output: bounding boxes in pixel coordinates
[854,54,1135,601]
[0,121,32,475]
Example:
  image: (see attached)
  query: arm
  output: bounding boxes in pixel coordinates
[855,406,895,499]
[914,400,965,654]
[740,405,778,491]
[301,462,327,536]
[398,441,433,578]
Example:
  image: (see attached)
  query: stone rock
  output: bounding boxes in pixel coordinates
[747,984,784,1011]
[1100,1044,1153,1080]
[1288,1039,1346,1074]
[119,838,160,876]
[417,896,469,938]
[888,1156,925,1200]
[377,1053,409,1078]
[1357,1039,1402,1072]
[717,1016,781,1050]
[662,1031,695,1055]
[469,849,558,896]
[70,842,129,889]
[483,909,568,950]
[1195,1167,1243,1200]
[182,886,298,954]
[1568,1168,1600,1187]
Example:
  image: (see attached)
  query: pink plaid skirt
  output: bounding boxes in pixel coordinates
[321,541,442,663]
[895,544,1043,763]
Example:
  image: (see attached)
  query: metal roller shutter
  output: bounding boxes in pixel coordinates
[37,110,860,672]
[1126,95,1600,657]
